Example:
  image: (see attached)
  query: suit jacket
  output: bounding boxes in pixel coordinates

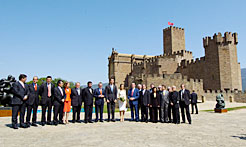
[150,92,161,107]
[170,91,180,108]
[140,89,150,106]
[128,88,139,105]
[53,87,65,106]
[191,92,198,104]
[179,89,191,105]
[93,88,105,105]
[39,82,55,105]
[105,84,117,102]
[160,90,169,105]
[26,83,39,106]
[71,88,83,106]
[11,81,29,105]
[83,87,94,106]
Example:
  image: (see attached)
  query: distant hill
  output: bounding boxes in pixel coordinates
[242,68,246,91]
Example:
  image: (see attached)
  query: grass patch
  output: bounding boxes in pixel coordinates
[202,106,246,112]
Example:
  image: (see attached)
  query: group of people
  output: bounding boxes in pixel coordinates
[127,82,198,124]
[10,74,198,129]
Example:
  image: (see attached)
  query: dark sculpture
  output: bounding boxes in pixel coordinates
[0,75,16,106]
[215,93,225,109]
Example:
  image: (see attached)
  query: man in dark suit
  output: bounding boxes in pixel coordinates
[179,84,192,124]
[170,86,180,124]
[53,80,65,126]
[93,82,105,122]
[83,81,94,123]
[105,78,117,122]
[128,83,140,122]
[140,84,150,123]
[71,82,83,123]
[26,76,39,127]
[39,76,55,126]
[137,84,142,119]
[191,90,198,114]
[148,83,154,121]
[11,74,29,129]
[167,87,173,123]
[160,85,169,123]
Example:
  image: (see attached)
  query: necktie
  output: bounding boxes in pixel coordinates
[35,84,37,91]
[131,89,134,96]
[100,89,102,95]
[48,84,51,97]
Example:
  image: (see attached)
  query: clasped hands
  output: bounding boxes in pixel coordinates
[98,95,104,98]
[107,99,117,103]
[23,95,28,100]
[129,97,135,101]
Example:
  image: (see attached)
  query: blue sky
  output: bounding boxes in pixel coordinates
[0,0,245,84]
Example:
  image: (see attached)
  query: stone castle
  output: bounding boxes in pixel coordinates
[108,26,244,102]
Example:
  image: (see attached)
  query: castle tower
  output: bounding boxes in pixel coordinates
[163,26,185,55]
[203,32,242,91]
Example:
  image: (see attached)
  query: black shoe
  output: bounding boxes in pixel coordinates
[111,119,115,122]
[100,120,104,123]
[76,120,81,123]
[20,124,27,128]
[88,121,93,123]
[136,120,139,122]
[41,122,45,126]
[32,123,38,127]
[59,122,65,125]
[26,123,30,128]
[72,120,75,123]
[145,121,148,123]
[107,119,110,122]
[12,124,18,129]
[196,113,198,114]
[47,122,52,125]
[189,122,192,124]
[84,121,88,124]
[54,122,58,126]
[95,120,98,122]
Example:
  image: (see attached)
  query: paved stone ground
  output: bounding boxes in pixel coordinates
[0,101,246,147]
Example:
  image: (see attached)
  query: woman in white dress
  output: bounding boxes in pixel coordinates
[118,84,127,122]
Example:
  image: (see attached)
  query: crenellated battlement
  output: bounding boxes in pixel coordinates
[203,32,238,47]
[145,73,203,83]
[163,26,184,31]
[179,56,205,68]
[132,49,192,66]
[109,26,242,93]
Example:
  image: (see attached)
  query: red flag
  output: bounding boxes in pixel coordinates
[168,22,174,26]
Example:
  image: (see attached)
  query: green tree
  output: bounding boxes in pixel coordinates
[27,77,75,88]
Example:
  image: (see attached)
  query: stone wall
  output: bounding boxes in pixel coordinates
[163,26,185,55]
[202,90,246,103]
[178,32,242,91]
[108,50,154,87]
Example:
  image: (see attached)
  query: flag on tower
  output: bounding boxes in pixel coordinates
[168,22,174,26]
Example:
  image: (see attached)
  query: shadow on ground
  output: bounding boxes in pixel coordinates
[231,134,246,140]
